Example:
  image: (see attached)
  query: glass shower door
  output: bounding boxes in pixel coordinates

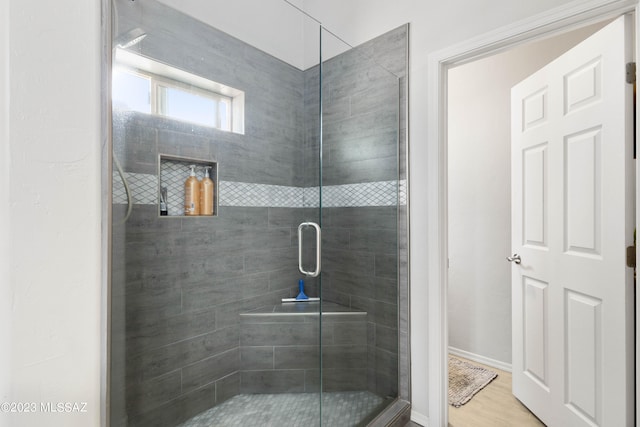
[318,27,402,426]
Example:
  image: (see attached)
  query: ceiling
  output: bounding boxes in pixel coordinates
[154,0,347,70]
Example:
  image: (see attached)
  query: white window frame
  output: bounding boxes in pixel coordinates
[153,74,233,131]
[113,48,245,134]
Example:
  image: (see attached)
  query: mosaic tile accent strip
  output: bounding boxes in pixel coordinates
[112,170,158,205]
[303,186,320,208]
[219,181,304,208]
[177,391,386,427]
[399,179,407,206]
[113,171,407,209]
[322,180,398,208]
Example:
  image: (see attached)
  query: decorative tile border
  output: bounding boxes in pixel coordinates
[113,171,407,209]
[322,180,399,207]
[219,181,304,208]
[112,171,158,205]
[399,179,407,206]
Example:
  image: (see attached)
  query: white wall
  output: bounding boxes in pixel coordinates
[0,1,102,426]
[0,0,11,415]
[299,0,598,423]
[447,23,607,367]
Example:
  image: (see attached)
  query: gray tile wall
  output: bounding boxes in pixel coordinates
[313,26,409,398]
[239,307,368,394]
[111,0,313,425]
[114,0,306,188]
[112,202,313,427]
[111,0,408,424]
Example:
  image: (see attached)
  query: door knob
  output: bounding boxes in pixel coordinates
[506,254,521,264]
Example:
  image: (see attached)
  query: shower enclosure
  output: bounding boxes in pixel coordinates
[108,0,409,425]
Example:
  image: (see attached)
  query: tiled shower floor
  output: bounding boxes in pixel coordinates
[177,391,386,427]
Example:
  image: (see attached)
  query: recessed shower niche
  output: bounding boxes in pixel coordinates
[159,155,218,217]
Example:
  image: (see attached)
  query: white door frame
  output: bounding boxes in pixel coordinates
[426,1,639,426]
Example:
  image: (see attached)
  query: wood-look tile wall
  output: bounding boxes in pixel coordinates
[110,0,408,425]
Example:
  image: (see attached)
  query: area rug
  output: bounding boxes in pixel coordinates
[448,356,498,407]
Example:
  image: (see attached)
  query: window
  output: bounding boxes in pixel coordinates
[113,48,244,134]
[112,70,151,113]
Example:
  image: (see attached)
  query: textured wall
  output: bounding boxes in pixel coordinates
[0,0,10,412]
[1,1,102,427]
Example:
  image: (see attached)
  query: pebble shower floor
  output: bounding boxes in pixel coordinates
[177,391,386,427]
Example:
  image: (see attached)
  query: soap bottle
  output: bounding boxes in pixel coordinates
[200,166,214,216]
[184,164,200,216]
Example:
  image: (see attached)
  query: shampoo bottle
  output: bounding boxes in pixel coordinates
[200,166,214,216]
[184,164,200,216]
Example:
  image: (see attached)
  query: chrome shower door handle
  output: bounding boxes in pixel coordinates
[506,254,522,264]
[298,222,321,277]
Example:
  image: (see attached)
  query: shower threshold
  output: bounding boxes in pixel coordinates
[177,391,388,427]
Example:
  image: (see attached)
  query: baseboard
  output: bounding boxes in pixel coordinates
[410,410,429,426]
[448,346,512,372]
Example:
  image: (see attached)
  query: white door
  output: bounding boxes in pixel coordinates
[511,15,635,427]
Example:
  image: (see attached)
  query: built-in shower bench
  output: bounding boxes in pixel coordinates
[239,302,368,394]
